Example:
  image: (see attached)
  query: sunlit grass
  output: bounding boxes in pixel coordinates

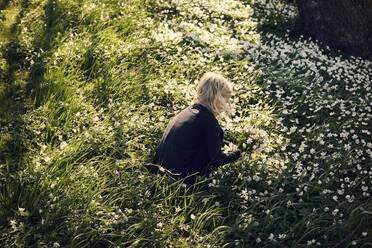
[0,0,371,247]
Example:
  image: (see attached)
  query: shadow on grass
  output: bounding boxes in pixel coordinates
[0,0,79,245]
[0,0,29,171]
[0,0,77,168]
[0,0,10,10]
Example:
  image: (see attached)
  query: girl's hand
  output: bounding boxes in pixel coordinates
[230,149,241,161]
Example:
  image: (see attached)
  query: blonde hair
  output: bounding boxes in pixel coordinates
[193,72,233,116]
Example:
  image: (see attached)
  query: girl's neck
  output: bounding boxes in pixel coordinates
[196,101,219,117]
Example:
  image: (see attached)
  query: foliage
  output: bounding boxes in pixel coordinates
[0,0,371,247]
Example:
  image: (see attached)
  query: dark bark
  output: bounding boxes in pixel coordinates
[292,0,372,60]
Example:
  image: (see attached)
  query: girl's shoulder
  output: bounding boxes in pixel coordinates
[190,104,219,127]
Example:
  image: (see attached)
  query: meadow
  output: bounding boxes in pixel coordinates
[0,0,371,247]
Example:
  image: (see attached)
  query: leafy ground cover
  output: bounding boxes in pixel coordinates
[0,0,371,247]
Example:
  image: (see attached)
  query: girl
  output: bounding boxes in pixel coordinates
[153,72,241,184]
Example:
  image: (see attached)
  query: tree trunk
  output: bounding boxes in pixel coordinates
[292,0,372,60]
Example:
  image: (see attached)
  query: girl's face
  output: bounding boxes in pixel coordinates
[222,93,231,103]
[216,92,231,113]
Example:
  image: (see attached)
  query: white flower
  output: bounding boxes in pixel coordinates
[253,175,260,182]
[60,141,67,150]
[362,232,367,237]
[279,234,286,239]
[332,209,339,216]
[289,126,297,133]
[256,237,261,243]
[53,242,60,248]
[268,233,275,240]
[10,220,17,229]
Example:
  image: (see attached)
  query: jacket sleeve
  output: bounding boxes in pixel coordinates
[205,122,240,167]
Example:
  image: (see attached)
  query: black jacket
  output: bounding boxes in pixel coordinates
[153,104,240,182]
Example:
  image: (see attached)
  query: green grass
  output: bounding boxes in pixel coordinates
[0,0,371,247]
